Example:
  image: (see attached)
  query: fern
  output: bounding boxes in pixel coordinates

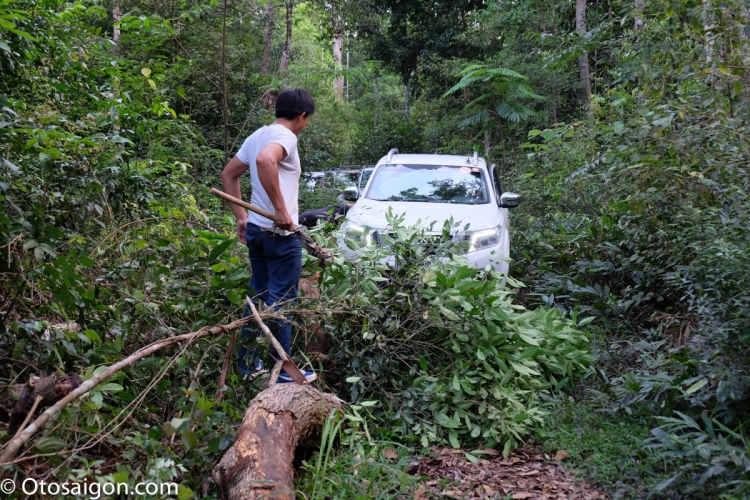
[444,62,542,128]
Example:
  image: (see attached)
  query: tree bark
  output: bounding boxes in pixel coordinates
[278,0,293,77]
[404,83,410,119]
[374,76,380,123]
[332,18,344,100]
[634,0,645,30]
[221,0,229,167]
[576,0,592,115]
[212,384,344,500]
[261,0,275,75]
[2,374,82,434]
[112,0,122,48]
[484,129,491,158]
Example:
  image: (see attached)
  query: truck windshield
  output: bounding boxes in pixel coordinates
[365,164,489,204]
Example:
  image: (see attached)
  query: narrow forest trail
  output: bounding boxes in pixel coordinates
[407,447,606,499]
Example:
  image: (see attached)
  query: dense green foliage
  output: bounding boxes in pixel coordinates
[1,0,749,498]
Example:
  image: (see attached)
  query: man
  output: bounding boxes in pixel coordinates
[221,88,316,383]
[299,203,351,229]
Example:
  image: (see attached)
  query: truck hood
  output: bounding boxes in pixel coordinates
[348,200,500,233]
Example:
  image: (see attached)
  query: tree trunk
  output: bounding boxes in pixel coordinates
[221,0,229,167]
[2,374,82,433]
[404,83,410,119]
[278,0,293,77]
[634,0,645,30]
[261,0,275,75]
[374,76,380,123]
[576,0,592,115]
[702,0,717,65]
[112,0,122,48]
[484,129,491,158]
[332,19,344,100]
[212,384,344,500]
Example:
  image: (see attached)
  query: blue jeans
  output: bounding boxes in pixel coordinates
[241,223,301,360]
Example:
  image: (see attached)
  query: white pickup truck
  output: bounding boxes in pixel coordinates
[340,150,521,275]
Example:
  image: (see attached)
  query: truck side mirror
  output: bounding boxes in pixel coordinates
[499,192,521,208]
[343,186,359,201]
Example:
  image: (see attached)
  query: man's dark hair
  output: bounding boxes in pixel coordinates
[275,88,315,120]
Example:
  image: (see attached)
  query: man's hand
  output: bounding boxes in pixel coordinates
[274,209,293,231]
[236,217,248,244]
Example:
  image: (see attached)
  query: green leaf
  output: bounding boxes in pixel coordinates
[685,379,707,395]
[34,437,69,453]
[540,130,557,142]
[182,430,198,450]
[84,329,102,345]
[7,27,36,41]
[510,361,539,376]
[99,383,123,392]
[177,485,195,500]
[346,376,361,383]
[502,439,512,458]
[449,431,460,449]
[208,239,232,262]
[476,348,486,361]
[170,417,188,432]
[112,471,129,484]
[463,452,479,463]
[196,396,214,411]
[0,39,10,53]
[440,306,460,321]
[518,333,539,346]
[578,316,595,326]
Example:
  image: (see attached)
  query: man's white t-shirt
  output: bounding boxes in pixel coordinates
[236,124,300,236]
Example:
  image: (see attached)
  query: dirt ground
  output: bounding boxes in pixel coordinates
[407,447,606,499]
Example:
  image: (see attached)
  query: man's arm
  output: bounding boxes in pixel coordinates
[221,156,250,243]
[256,142,293,231]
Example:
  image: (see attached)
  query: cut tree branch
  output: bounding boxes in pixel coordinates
[0,306,347,463]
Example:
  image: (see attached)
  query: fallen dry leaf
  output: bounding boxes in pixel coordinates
[512,493,534,499]
[555,450,570,461]
[407,446,606,499]
[383,448,398,460]
[518,470,540,476]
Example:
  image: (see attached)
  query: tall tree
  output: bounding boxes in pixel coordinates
[278,0,293,76]
[634,0,645,30]
[112,0,122,48]
[261,0,275,75]
[332,17,344,99]
[576,0,592,113]
[355,0,486,115]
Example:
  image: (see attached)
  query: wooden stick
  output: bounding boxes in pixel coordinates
[11,396,42,442]
[215,328,239,405]
[0,305,343,463]
[246,297,288,361]
[246,297,307,385]
[0,317,251,464]
[210,188,277,223]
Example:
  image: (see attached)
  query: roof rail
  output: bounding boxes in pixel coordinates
[386,148,399,163]
[472,152,479,166]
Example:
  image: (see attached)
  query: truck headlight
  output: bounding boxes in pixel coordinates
[345,222,377,246]
[455,225,502,252]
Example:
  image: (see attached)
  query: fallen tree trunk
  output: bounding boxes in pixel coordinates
[6,374,82,434]
[212,384,344,500]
